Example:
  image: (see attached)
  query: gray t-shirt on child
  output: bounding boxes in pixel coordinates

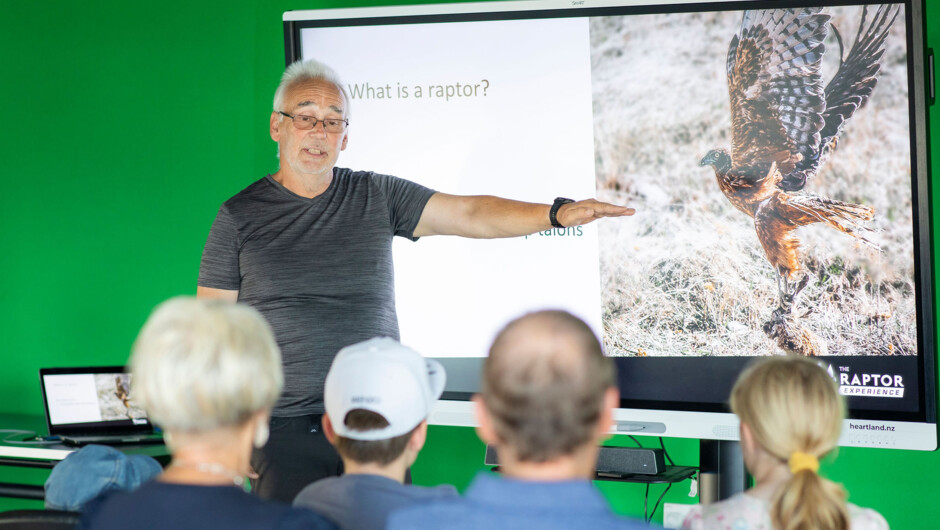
[294,474,458,530]
[197,169,435,416]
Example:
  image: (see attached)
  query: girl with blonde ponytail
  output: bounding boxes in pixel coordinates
[682,357,888,530]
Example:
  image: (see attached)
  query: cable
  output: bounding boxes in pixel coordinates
[630,436,688,525]
[658,436,674,466]
[647,483,673,524]
[0,429,61,445]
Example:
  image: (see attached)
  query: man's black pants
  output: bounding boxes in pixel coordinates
[250,414,343,502]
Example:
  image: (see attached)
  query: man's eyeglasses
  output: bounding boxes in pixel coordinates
[278,111,348,133]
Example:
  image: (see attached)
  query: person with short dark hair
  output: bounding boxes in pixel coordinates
[388,310,646,530]
[293,338,457,530]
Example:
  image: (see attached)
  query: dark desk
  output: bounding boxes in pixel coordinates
[0,413,168,500]
[488,464,697,484]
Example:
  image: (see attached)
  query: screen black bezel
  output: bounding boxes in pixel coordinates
[39,366,154,436]
[284,0,935,426]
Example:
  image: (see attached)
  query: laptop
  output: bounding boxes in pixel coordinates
[39,366,163,446]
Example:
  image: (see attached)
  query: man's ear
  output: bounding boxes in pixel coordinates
[322,413,337,445]
[472,395,498,446]
[596,387,619,442]
[340,131,348,151]
[270,111,281,142]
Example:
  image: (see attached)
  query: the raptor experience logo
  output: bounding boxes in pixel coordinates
[826,365,905,398]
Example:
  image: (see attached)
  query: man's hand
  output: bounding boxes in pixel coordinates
[556,199,635,227]
[414,193,635,239]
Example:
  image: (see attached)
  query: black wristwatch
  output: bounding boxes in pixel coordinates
[549,197,575,228]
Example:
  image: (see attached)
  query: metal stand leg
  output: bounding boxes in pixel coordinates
[698,439,747,503]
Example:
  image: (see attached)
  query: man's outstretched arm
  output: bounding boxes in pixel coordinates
[196,286,239,301]
[413,193,635,238]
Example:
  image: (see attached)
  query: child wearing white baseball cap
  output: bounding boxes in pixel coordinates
[293,337,457,530]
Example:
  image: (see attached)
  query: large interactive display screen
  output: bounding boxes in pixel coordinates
[285,0,936,450]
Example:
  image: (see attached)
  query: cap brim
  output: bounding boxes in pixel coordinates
[426,358,446,400]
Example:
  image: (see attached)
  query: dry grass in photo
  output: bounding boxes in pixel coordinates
[592,6,916,357]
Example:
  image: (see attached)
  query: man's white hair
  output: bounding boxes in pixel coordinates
[273,58,351,118]
[130,297,283,432]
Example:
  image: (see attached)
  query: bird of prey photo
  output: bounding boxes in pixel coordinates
[700,6,899,355]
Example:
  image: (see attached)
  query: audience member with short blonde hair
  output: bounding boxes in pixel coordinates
[131,297,282,432]
[78,297,335,530]
[682,356,888,530]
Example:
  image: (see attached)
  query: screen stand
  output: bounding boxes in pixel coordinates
[698,439,747,503]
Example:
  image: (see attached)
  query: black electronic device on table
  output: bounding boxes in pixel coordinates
[39,366,163,446]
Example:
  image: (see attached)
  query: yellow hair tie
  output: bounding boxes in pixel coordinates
[788,452,819,474]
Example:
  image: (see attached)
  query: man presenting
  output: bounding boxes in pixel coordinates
[197,59,634,501]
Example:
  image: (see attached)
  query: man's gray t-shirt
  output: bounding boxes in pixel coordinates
[293,474,458,530]
[197,169,435,416]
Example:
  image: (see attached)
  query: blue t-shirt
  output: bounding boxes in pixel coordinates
[78,480,337,530]
[293,473,457,530]
[387,472,650,530]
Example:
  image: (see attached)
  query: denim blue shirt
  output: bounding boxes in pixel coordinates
[387,472,650,529]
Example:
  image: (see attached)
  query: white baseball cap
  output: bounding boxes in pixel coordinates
[324,337,446,441]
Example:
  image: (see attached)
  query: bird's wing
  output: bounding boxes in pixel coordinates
[728,9,830,181]
[786,5,901,188]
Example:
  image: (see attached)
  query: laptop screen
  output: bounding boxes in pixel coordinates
[40,366,154,436]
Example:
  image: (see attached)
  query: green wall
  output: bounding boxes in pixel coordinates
[0,0,937,526]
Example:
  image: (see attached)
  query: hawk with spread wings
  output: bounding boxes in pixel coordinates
[699,6,899,354]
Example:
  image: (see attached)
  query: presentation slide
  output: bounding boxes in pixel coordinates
[299,5,916,376]
[43,374,102,425]
[301,18,600,358]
